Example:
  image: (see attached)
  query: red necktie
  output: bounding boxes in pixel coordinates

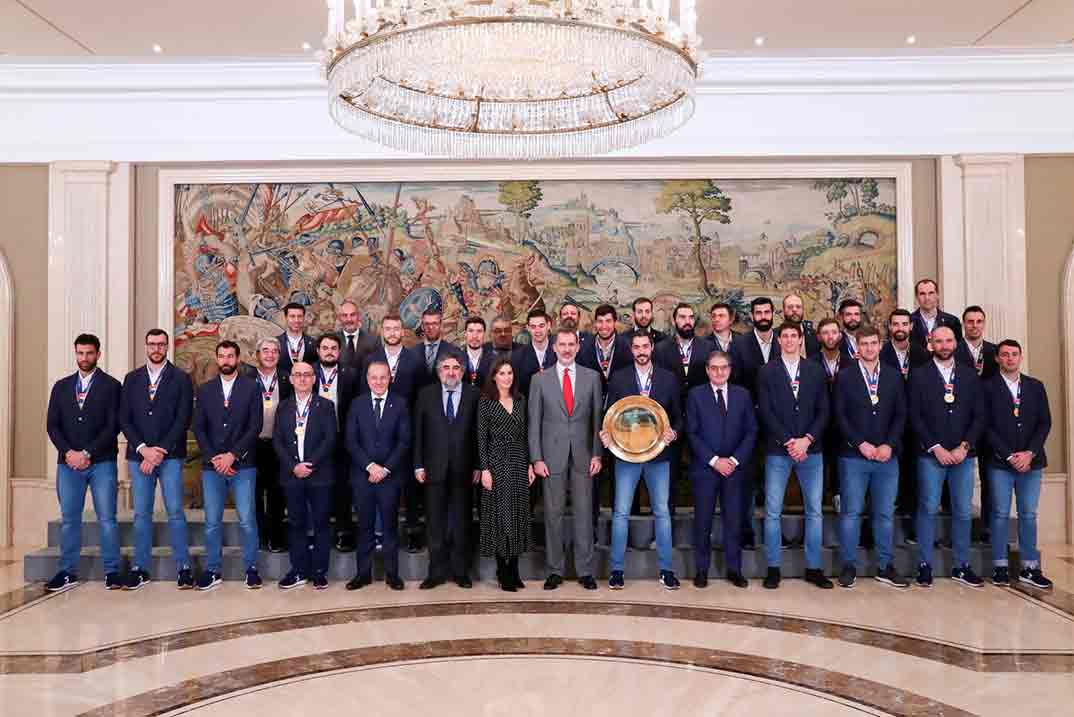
[563,367,574,417]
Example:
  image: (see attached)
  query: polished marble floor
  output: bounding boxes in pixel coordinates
[2,545,1073,716]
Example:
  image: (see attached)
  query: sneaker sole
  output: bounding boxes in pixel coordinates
[104,583,123,590]
[915,580,933,589]
[177,583,195,590]
[609,583,624,590]
[875,576,910,589]
[661,582,680,591]
[46,581,80,593]
[314,583,328,590]
[991,579,1010,587]
[951,576,984,589]
[246,583,263,590]
[124,580,149,591]
[279,581,308,590]
[1018,576,1053,590]
[197,580,222,592]
[838,579,856,589]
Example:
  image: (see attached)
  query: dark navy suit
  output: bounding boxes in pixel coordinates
[362,345,423,404]
[277,332,318,374]
[273,395,338,578]
[578,333,633,388]
[880,340,930,521]
[729,331,780,403]
[414,339,464,393]
[511,341,556,400]
[120,362,194,573]
[313,362,361,543]
[605,365,683,464]
[462,344,499,388]
[242,363,293,550]
[686,382,758,575]
[910,309,963,349]
[345,392,411,578]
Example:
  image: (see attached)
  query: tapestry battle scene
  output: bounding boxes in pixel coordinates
[173,178,897,382]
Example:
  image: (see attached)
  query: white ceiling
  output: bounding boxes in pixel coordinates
[1,0,1072,57]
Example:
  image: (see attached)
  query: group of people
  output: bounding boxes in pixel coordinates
[44,277,1054,596]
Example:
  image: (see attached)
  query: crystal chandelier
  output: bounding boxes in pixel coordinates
[320,1,703,159]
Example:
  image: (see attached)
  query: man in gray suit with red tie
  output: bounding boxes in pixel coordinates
[529,328,604,591]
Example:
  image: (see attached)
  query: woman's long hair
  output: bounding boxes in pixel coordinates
[482,356,521,401]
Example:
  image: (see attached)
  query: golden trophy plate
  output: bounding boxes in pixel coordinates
[602,395,671,464]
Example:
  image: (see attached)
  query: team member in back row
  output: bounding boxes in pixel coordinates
[983,340,1053,590]
[192,340,264,591]
[273,362,337,590]
[45,333,122,592]
[757,322,832,590]
[120,329,195,590]
[833,328,908,589]
[909,326,986,588]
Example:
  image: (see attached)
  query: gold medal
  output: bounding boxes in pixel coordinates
[870,395,879,405]
[944,393,955,404]
[295,426,305,436]
[1013,407,1019,418]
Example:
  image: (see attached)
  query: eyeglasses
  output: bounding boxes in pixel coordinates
[708,364,731,372]
[292,371,315,378]
[146,341,169,348]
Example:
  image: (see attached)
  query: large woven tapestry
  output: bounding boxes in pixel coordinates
[173,178,897,382]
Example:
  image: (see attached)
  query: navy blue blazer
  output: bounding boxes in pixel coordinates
[908,361,986,455]
[272,395,338,485]
[983,374,1051,470]
[729,331,780,402]
[879,340,931,384]
[313,362,360,428]
[811,352,854,450]
[414,339,464,393]
[705,330,742,355]
[628,327,667,346]
[361,345,423,404]
[412,382,479,482]
[955,340,998,381]
[344,392,411,479]
[799,320,821,358]
[605,364,683,463]
[910,309,963,348]
[834,363,907,456]
[276,332,318,374]
[511,341,557,399]
[577,333,633,388]
[652,336,712,411]
[240,363,294,404]
[192,375,263,469]
[686,383,758,474]
[462,343,499,388]
[47,370,122,464]
[756,359,829,454]
[119,363,193,460]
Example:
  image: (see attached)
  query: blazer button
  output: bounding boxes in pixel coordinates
[148,411,153,416]
[223,423,229,428]
[77,417,83,422]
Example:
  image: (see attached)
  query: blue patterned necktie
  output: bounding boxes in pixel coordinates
[374,397,383,426]
[445,389,455,423]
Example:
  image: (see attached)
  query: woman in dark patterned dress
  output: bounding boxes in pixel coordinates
[477,357,535,591]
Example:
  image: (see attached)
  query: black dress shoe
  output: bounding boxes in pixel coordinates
[727,571,749,589]
[346,573,372,590]
[419,576,444,590]
[804,568,834,589]
[455,575,473,589]
[741,534,756,551]
[335,534,356,553]
[544,573,563,590]
[763,567,781,589]
[693,571,709,588]
[385,574,405,590]
[578,575,597,590]
[406,534,423,554]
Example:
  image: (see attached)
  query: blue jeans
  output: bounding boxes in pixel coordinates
[610,459,672,572]
[57,462,119,575]
[202,468,259,573]
[838,456,899,569]
[988,466,1042,566]
[765,453,823,569]
[916,457,974,567]
[129,459,190,572]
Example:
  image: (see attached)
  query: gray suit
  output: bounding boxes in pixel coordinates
[528,362,604,576]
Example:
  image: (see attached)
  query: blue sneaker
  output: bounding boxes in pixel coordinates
[196,571,222,591]
[915,562,933,588]
[278,571,307,590]
[46,571,79,593]
[245,567,263,590]
[608,570,624,590]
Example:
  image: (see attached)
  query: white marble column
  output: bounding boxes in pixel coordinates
[46,162,135,496]
[937,154,1028,362]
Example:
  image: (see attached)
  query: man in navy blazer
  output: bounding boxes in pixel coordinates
[512,309,557,400]
[955,305,999,542]
[460,316,498,388]
[45,333,123,593]
[909,278,963,349]
[837,299,865,360]
[757,322,832,589]
[983,340,1053,590]
[414,306,463,393]
[812,318,853,511]
[686,350,757,589]
[273,362,338,590]
[192,340,264,591]
[119,329,194,591]
[833,328,908,589]
[344,360,411,591]
[277,302,318,374]
[362,313,422,403]
[909,325,986,588]
[601,332,683,590]
[242,338,294,555]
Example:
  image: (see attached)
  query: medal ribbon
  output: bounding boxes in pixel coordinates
[147,366,163,402]
[1012,380,1021,418]
[258,372,278,402]
[319,365,338,392]
[295,395,312,429]
[861,361,880,404]
[76,372,93,410]
[596,339,614,377]
[677,340,692,375]
[785,362,800,401]
[637,369,653,398]
[287,335,303,361]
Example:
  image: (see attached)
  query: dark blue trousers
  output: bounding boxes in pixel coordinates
[283,480,333,577]
[691,468,744,575]
[352,474,401,577]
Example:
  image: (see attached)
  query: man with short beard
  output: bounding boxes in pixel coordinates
[910,278,963,349]
[629,296,666,345]
[707,302,741,354]
[336,300,378,370]
[277,302,318,374]
[578,304,631,388]
[46,333,123,593]
[838,299,865,360]
[954,305,998,542]
[812,318,852,512]
[783,294,819,357]
[461,316,497,387]
[490,316,517,358]
[880,309,930,544]
[192,340,264,591]
[313,334,361,552]
[120,329,195,591]
[416,307,463,393]
[909,326,986,588]
[362,313,422,403]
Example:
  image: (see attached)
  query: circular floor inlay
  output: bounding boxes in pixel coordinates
[176,656,878,716]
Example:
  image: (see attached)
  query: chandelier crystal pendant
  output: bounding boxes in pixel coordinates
[321,1,703,159]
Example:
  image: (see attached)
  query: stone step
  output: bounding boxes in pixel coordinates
[23,542,1010,584]
[48,510,1011,549]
